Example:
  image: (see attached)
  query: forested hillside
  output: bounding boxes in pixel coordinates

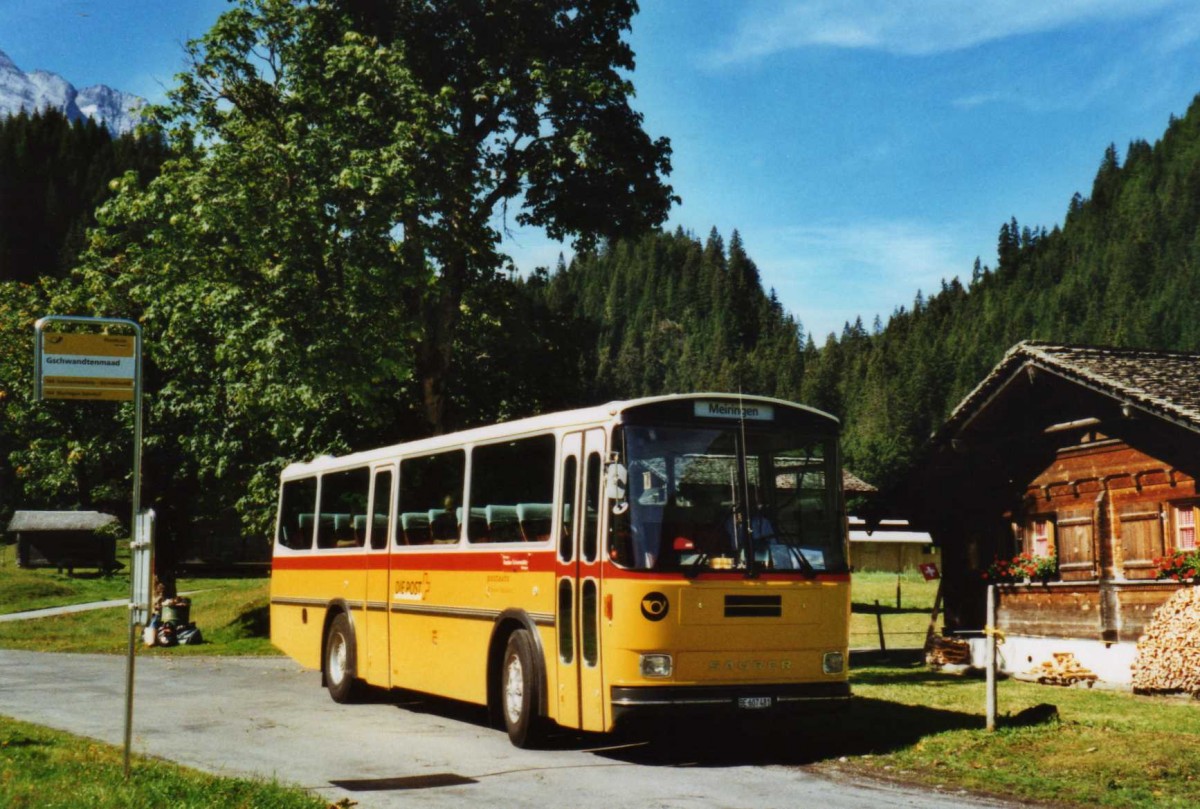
[0,109,167,283]
[542,93,1200,491]
[532,228,806,403]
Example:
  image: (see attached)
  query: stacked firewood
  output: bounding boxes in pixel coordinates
[1132,586,1200,695]
[925,635,973,667]
[1027,652,1097,687]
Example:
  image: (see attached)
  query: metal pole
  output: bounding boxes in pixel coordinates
[33,316,143,777]
[986,584,997,731]
[123,322,142,778]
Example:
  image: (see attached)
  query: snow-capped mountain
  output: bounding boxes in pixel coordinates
[0,49,144,135]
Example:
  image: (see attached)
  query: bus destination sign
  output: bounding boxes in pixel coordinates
[694,400,774,421]
[40,333,136,402]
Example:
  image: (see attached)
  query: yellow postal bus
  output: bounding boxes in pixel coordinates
[270,393,850,746]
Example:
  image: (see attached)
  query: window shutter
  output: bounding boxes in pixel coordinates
[1119,503,1163,569]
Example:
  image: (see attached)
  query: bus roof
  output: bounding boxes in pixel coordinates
[280,392,836,478]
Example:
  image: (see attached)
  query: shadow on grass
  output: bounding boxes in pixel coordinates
[225,604,271,638]
[850,650,985,687]
[0,735,52,750]
[851,602,933,616]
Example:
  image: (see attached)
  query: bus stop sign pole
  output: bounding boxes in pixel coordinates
[34,315,145,778]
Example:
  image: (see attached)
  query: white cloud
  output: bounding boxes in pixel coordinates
[949,62,1127,113]
[745,220,969,338]
[713,0,1184,65]
[1155,5,1200,52]
[950,92,1006,110]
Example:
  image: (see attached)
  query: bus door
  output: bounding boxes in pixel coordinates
[555,429,607,732]
[362,464,395,687]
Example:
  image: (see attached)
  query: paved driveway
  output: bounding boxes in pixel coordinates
[0,650,1013,808]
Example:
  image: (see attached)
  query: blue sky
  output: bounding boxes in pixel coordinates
[4,1,1200,338]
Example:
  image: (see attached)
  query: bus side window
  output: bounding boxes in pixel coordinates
[582,452,602,562]
[316,467,370,549]
[559,455,577,561]
[399,450,465,547]
[468,435,555,544]
[369,469,393,551]
[278,477,317,550]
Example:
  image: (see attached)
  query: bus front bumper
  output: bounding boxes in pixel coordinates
[610,681,851,726]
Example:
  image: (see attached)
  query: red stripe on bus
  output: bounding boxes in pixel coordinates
[600,568,850,583]
[272,553,849,583]
[272,551,557,573]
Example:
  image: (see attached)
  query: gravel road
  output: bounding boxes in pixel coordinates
[0,649,1017,808]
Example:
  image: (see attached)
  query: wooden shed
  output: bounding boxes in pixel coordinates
[7,510,120,574]
[909,342,1200,683]
[849,518,938,573]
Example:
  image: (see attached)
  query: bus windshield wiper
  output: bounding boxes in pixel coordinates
[766,526,818,577]
[682,551,709,579]
[785,542,818,577]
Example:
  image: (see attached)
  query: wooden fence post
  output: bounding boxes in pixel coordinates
[874,599,887,652]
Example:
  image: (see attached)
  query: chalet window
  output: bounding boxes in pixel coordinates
[1027,518,1053,557]
[1171,502,1198,552]
[1118,503,1164,577]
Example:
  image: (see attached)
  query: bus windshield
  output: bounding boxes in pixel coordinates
[609,424,845,575]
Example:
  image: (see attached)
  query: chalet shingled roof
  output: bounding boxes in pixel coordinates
[842,470,878,493]
[6,510,119,533]
[940,341,1200,439]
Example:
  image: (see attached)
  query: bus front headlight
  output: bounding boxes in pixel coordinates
[640,653,673,678]
[822,651,845,674]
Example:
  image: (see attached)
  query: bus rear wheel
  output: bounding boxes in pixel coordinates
[501,629,545,748]
[324,613,362,703]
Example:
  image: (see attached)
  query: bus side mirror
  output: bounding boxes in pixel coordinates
[606,462,628,514]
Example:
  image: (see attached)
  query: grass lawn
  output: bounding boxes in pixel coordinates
[0,714,326,809]
[817,659,1200,808]
[850,570,940,650]
[843,573,1200,806]
[0,541,131,615]
[0,575,277,655]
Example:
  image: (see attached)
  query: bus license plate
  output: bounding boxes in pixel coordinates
[738,696,773,710]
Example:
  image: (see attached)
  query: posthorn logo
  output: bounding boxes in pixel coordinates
[641,592,669,621]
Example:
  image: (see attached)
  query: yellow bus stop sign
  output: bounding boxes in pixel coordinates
[39,332,136,401]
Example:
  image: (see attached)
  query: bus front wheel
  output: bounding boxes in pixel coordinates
[324,613,361,704]
[501,629,545,748]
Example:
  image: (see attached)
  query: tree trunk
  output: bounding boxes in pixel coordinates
[417,254,467,436]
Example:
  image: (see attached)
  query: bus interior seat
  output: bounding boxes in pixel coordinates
[516,503,553,542]
[400,512,430,544]
[315,513,339,547]
[295,513,314,547]
[428,509,458,543]
[456,507,488,541]
[330,513,356,547]
[485,504,520,542]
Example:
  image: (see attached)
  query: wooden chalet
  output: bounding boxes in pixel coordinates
[910,342,1200,683]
